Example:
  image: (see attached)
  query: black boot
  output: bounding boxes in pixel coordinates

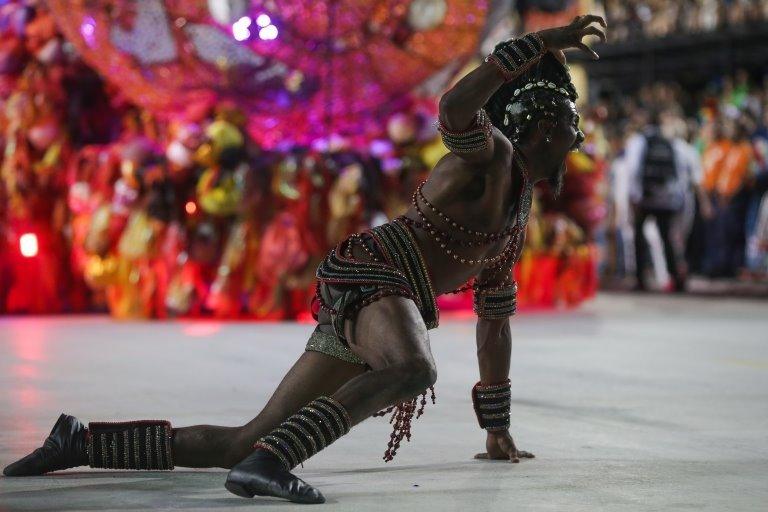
[3,413,88,476]
[225,449,325,504]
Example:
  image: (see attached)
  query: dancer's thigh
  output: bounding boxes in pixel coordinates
[242,350,367,431]
[343,295,433,371]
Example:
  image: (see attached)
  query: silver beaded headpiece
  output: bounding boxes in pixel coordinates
[503,80,577,127]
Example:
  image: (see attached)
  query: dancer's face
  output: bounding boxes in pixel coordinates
[547,102,583,197]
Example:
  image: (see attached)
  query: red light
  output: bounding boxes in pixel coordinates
[185,201,197,215]
[19,233,38,257]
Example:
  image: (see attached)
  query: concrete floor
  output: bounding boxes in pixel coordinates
[0,293,766,512]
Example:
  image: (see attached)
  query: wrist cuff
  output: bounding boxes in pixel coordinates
[486,33,546,83]
[471,379,511,431]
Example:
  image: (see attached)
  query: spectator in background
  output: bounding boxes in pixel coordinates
[626,110,706,291]
[602,0,768,42]
[745,107,768,276]
[702,119,754,276]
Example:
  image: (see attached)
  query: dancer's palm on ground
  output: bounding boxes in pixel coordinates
[474,430,535,463]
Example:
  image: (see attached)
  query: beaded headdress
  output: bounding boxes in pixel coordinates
[484,51,578,142]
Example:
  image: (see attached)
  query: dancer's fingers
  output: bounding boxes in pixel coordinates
[582,25,607,43]
[575,42,599,60]
[577,14,607,28]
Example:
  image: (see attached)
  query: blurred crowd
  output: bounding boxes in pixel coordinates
[0,3,599,316]
[601,0,768,41]
[595,70,768,288]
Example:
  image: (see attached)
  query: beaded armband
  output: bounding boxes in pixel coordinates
[436,109,493,155]
[484,32,546,82]
[471,379,511,431]
[473,281,517,319]
[87,420,174,470]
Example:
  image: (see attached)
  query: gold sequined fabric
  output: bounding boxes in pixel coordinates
[305,327,367,366]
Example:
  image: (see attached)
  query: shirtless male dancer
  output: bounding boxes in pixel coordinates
[3,15,606,505]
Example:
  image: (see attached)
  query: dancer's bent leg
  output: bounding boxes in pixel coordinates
[174,350,366,468]
[226,296,437,504]
[3,350,365,476]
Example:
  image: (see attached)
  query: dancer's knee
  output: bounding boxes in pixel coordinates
[396,357,437,395]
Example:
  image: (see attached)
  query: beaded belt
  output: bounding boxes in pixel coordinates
[314,218,439,342]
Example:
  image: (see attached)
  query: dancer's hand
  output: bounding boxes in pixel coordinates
[537,14,607,63]
[474,430,535,463]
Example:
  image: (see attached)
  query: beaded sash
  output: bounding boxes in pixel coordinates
[367,219,439,329]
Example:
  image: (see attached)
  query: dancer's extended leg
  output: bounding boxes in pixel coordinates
[173,350,367,468]
[2,350,366,476]
[226,296,437,504]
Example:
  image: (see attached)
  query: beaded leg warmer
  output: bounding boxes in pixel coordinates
[87,420,174,470]
[254,396,352,470]
[471,380,511,432]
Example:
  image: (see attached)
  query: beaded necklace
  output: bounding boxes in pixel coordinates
[407,150,531,268]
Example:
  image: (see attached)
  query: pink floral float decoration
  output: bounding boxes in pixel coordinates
[48,0,487,147]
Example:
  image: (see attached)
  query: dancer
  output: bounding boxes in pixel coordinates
[3,15,606,505]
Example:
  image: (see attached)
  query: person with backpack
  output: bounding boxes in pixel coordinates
[626,110,707,291]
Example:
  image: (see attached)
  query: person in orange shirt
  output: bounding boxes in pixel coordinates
[703,119,754,276]
[717,136,752,199]
[701,121,732,195]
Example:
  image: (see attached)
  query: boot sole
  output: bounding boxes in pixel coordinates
[224,474,325,504]
[224,479,261,498]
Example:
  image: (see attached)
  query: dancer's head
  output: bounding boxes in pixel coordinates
[484,52,583,195]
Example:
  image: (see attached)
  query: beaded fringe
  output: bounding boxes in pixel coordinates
[373,386,436,462]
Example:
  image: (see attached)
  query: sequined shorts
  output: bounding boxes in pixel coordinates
[305,219,439,367]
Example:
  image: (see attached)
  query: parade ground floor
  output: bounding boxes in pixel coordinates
[1,293,766,511]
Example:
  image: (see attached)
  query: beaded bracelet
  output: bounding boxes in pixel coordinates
[485,32,546,82]
[436,109,493,155]
[473,281,518,319]
[471,379,511,431]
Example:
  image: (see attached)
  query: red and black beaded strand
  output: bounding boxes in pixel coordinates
[373,386,436,462]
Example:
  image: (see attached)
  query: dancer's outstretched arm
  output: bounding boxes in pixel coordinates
[472,315,534,463]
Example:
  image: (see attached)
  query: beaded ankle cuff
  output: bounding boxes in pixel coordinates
[473,281,518,319]
[436,109,493,154]
[254,396,352,470]
[471,380,511,432]
[484,32,545,82]
[87,420,174,470]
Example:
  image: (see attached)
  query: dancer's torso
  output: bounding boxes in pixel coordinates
[352,152,526,296]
